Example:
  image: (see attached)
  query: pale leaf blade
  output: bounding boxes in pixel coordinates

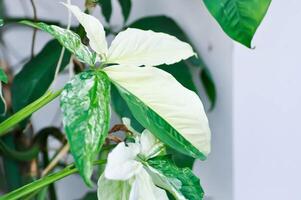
[107,28,195,66]
[63,3,108,55]
[104,65,211,160]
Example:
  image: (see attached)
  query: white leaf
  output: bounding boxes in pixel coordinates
[107,28,195,66]
[62,3,108,56]
[104,142,142,180]
[97,175,131,200]
[122,117,140,136]
[129,169,169,200]
[140,130,164,159]
[104,65,211,157]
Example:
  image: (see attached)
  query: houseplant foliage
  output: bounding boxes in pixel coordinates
[0,0,271,199]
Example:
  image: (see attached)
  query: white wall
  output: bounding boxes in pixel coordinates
[233,0,301,199]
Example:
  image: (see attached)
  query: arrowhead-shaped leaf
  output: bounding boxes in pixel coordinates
[104,65,211,160]
[203,0,271,47]
[60,71,111,185]
[147,156,204,200]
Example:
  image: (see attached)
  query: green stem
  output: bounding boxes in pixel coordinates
[0,90,62,137]
[0,160,106,200]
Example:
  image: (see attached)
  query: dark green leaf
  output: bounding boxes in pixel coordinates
[147,156,204,200]
[60,71,111,186]
[118,0,131,22]
[78,192,97,200]
[12,39,70,113]
[158,61,197,93]
[166,148,195,169]
[203,0,271,47]
[0,68,8,114]
[21,21,96,65]
[0,68,7,84]
[200,67,216,111]
[99,0,112,23]
[111,84,143,131]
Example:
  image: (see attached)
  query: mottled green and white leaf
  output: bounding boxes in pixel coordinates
[97,175,131,200]
[21,21,96,66]
[147,156,204,200]
[107,28,195,66]
[104,65,211,160]
[60,70,110,185]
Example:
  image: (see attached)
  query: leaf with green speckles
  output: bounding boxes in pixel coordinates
[21,20,97,66]
[60,70,111,186]
[147,156,204,200]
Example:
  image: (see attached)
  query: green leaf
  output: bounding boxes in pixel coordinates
[158,61,197,93]
[111,84,143,131]
[129,16,190,43]
[0,19,3,27]
[118,0,131,22]
[0,90,61,137]
[0,68,8,115]
[78,192,97,200]
[99,0,112,23]
[200,67,216,111]
[0,68,8,84]
[203,0,271,47]
[60,71,111,186]
[21,21,96,65]
[147,156,204,200]
[97,175,131,200]
[12,39,70,113]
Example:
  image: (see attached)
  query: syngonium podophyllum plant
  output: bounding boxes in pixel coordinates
[19,3,210,199]
[0,0,272,199]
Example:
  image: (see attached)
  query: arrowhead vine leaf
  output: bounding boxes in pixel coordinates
[60,71,111,185]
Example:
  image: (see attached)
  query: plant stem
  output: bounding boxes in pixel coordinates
[29,0,37,59]
[0,160,106,200]
[0,90,62,137]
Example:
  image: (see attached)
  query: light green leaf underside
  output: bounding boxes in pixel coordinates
[60,71,110,185]
[104,65,210,160]
[203,0,271,47]
[21,20,96,66]
[97,175,131,200]
[147,156,204,200]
